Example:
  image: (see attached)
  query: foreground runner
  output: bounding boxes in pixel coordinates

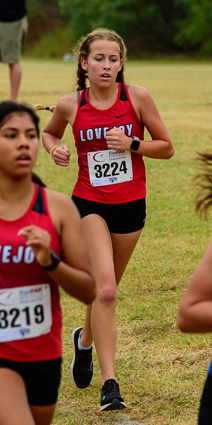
[0,101,95,425]
[178,151,212,425]
[42,28,174,411]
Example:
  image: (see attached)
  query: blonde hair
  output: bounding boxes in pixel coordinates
[73,28,127,91]
[34,104,54,113]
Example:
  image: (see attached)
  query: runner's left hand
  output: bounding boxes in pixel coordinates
[106,128,131,152]
[18,225,52,267]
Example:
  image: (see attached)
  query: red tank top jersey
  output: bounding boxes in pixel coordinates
[72,83,146,203]
[0,184,62,362]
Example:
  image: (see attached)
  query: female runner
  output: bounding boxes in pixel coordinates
[0,100,95,425]
[42,28,174,411]
[178,151,212,425]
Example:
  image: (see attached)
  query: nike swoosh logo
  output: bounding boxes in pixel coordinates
[116,113,126,119]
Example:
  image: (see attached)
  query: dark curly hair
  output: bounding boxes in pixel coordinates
[194,152,212,218]
[0,101,45,186]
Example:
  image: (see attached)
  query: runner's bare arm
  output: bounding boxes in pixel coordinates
[178,240,212,333]
[42,94,77,167]
[18,192,96,305]
[126,85,174,159]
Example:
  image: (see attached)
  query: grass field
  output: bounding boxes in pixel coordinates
[1,58,212,424]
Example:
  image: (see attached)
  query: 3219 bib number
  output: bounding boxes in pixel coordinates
[0,284,52,342]
[0,305,44,329]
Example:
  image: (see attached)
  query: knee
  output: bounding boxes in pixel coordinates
[98,285,117,306]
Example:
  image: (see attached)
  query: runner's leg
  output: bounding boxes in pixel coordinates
[80,214,117,384]
[0,368,35,425]
[30,404,56,425]
[111,230,142,284]
[80,215,142,384]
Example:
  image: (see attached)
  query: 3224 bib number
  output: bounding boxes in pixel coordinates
[87,149,133,187]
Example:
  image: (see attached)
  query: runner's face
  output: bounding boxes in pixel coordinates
[0,113,39,179]
[81,39,123,87]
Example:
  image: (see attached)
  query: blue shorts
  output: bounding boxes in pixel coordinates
[199,372,212,424]
[72,195,146,233]
[0,357,62,405]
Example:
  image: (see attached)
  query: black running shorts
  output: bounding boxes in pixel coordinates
[72,195,146,234]
[0,357,62,405]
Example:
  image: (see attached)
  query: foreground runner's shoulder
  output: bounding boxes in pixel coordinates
[46,189,79,218]
[46,189,77,209]
[45,189,81,235]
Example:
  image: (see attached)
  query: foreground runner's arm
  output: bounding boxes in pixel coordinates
[18,191,96,305]
[178,240,212,333]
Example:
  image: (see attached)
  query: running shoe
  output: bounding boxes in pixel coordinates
[100,379,126,411]
[70,327,93,389]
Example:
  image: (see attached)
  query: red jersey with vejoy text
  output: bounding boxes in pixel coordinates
[72,83,146,203]
[0,184,62,362]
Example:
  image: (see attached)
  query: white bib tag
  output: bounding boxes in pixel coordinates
[87,149,133,187]
[0,284,52,342]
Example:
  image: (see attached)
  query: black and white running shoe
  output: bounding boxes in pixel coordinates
[70,327,93,389]
[100,379,126,411]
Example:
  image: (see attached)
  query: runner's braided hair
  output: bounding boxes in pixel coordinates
[34,104,55,113]
[73,28,127,91]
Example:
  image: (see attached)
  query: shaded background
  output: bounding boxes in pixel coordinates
[25,0,212,59]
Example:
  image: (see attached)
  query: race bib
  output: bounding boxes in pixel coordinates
[87,149,133,187]
[0,284,52,342]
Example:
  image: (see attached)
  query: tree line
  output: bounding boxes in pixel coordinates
[26,0,212,57]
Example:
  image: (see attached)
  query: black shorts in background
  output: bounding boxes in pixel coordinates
[72,195,146,234]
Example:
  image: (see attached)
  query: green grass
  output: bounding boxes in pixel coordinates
[1,58,212,424]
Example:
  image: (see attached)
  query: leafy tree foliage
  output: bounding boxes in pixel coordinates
[25,0,212,56]
[58,0,185,54]
[174,0,212,55]
[25,0,65,52]
[27,0,60,18]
